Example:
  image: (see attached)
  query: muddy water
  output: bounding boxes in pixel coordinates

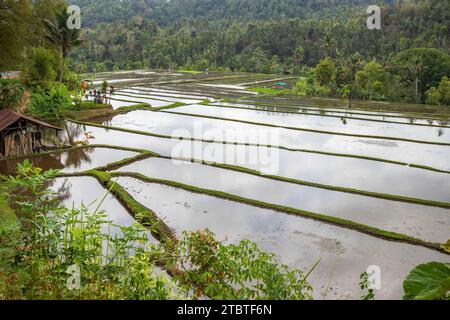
[0,147,138,175]
[117,176,449,300]
[58,122,450,202]
[50,176,156,242]
[115,157,450,243]
[104,110,450,171]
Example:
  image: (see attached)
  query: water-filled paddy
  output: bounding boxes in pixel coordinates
[119,88,214,101]
[3,74,449,300]
[195,102,450,127]
[115,157,450,243]
[117,176,449,299]
[114,91,203,104]
[57,121,450,202]
[213,101,450,125]
[109,98,138,109]
[50,176,156,241]
[0,147,138,175]
[104,110,450,171]
[110,97,173,109]
[172,105,450,140]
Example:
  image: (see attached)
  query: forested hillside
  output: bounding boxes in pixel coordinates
[71,0,380,27]
[70,0,449,73]
[2,0,449,104]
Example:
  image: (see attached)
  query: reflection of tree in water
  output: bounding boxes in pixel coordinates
[0,154,64,176]
[45,178,72,206]
[64,148,94,169]
[8,178,72,216]
[61,121,86,145]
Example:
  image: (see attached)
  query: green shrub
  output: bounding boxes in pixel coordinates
[314,57,336,86]
[170,229,314,300]
[294,73,332,97]
[355,61,389,100]
[0,79,24,110]
[21,47,58,89]
[28,83,72,119]
[426,76,450,106]
[64,69,81,91]
[0,161,315,300]
[0,161,181,300]
[294,77,315,96]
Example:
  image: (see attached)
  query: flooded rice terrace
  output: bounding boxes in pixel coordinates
[2,70,449,299]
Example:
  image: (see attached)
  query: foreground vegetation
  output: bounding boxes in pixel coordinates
[1,161,448,300]
[0,161,314,299]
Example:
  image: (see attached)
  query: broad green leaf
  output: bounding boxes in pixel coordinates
[403,262,450,300]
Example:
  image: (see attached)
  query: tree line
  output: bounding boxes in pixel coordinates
[1,0,449,105]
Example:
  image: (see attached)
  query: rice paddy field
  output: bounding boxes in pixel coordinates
[2,70,449,299]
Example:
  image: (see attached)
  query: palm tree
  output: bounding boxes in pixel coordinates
[293,46,304,68]
[44,8,83,83]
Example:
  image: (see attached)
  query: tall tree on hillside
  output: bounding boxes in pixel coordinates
[293,46,305,68]
[43,8,83,82]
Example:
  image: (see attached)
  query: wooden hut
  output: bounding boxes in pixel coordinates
[0,109,60,158]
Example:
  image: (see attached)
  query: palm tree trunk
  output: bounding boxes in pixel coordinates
[59,50,65,83]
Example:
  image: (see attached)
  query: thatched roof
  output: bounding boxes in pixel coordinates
[0,109,61,131]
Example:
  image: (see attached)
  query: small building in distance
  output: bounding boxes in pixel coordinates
[0,109,61,158]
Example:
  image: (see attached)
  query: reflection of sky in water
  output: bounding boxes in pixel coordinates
[109,99,136,109]
[114,92,202,105]
[116,157,450,243]
[212,101,450,124]
[58,123,450,203]
[170,104,450,141]
[118,176,448,300]
[0,148,137,176]
[51,176,156,242]
[103,111,450,171]
[59,148,137,173]
[110,97,174,108]
[120,88,213,101]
